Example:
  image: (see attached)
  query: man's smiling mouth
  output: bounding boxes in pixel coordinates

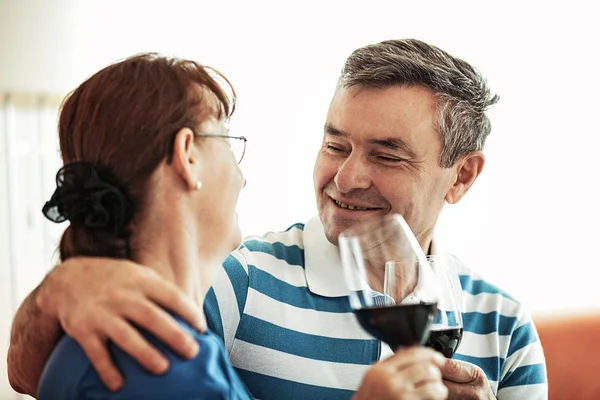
[331,197,380,211]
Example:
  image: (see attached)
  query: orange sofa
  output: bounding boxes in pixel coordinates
[534,313,600,400]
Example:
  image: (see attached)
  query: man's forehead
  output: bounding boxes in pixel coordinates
[330,84,437,110]
[327,85,437,135]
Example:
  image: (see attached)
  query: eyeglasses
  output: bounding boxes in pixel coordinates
[195,134,247,164]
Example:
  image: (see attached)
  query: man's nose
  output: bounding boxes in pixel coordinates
[334,154,372,193]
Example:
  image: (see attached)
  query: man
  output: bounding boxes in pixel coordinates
[8,39,547,399]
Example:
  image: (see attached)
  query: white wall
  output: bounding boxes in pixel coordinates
[1,0,599,397]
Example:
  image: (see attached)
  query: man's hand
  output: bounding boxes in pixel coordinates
[353,347,448,400]
[36,257,206,391]
[442,358,496,400]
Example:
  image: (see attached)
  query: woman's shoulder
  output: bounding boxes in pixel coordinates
[37,335,97,399]
[110,323,244,398]
[38,320,250,399]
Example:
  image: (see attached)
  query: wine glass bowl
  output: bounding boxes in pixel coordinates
[339,214,439,351]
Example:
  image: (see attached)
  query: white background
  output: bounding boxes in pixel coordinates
[1,0,599,398]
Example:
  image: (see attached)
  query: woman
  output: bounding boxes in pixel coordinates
[36,52,448,400]
[37,53,251,399]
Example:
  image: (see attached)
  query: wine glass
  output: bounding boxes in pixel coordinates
[424,254,464,358]
[338,214,439,351]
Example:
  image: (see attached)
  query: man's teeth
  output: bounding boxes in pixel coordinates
[334,200,370,211]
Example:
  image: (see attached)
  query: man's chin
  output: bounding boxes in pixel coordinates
[321,216,357,247]
[323,229,340,246]
[321,213,388,247]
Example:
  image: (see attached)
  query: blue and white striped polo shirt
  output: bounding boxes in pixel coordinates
[204,216,548,399]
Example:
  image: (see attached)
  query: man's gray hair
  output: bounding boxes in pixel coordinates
[339,39,499,167]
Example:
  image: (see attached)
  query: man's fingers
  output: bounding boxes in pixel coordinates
[126,300,199,359]
[443,361,494,400]
[413,381,449,400]
[443,380,477,400]
[104,317,169,375]
[409,362,443,388]
[141,273,205,332]
[441,359,481,384]
[385,346,446,371]
[79,336,124,392]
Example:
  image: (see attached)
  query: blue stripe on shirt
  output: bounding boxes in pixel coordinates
[235,314,376,365]
[223,254,250,316]
[236,369,354,400]
[453,354,503,382]
[500,364,547,388]
[243,240,305,267]
[285,223,305,232]
[507,322,540,357]
[204,288,224,341]
[459,275,517,301]
[249,266,352,313]
[463,311,519,335]
[433,310,461,326]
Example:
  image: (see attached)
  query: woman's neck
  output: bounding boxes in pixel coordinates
[129,209,227,307]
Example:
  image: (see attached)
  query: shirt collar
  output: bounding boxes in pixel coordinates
[303,215,439,298]
[429,236,443,255]
[303,216,349,297]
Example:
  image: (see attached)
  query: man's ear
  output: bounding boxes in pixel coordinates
[445,151,485,204]
[172,127,200,190]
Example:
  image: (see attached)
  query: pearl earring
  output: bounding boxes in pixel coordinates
[196,180,202,191]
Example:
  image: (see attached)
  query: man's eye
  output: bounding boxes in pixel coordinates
[377,155,404,163]
[326,144,345,152]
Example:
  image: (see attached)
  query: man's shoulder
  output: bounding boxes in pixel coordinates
[237,222,306,263]
[450,258,545,391]
[451,255,519,303]
[451,255,531,337]
[243,222,306,247]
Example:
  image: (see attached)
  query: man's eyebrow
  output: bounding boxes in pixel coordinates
[324,124,417,158]
[370,137,416,158]
[324,124,347,137]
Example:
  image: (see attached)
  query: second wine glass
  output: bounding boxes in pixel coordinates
[424,254,464,358]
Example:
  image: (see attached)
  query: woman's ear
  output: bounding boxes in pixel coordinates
[445,151,485,204]
[172,127,200,190]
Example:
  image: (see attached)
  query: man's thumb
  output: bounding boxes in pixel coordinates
[441,359,480,383]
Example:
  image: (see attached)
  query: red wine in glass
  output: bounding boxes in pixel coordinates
[354,303,437,351]
[426,327,463,358]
